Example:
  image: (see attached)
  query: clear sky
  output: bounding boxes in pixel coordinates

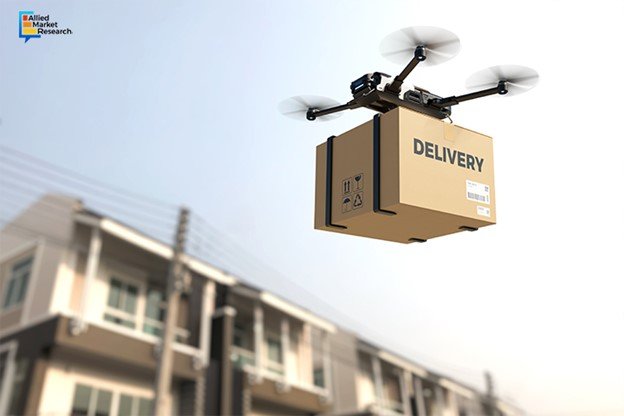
[2,0,624,414]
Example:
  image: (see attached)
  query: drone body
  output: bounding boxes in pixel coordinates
[280,26,538,243]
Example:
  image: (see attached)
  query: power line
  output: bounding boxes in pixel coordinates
[0,162,177,230]
[0,183,173,239]
[0,145,179,214]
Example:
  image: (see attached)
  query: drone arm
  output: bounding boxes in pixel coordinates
[385,46,426,95]
[306,100,362,121]
[430,81,508,108]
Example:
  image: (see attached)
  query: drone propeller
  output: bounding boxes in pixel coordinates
[380,26,461,67]
[278,95,342,121]
[466,65,539,97]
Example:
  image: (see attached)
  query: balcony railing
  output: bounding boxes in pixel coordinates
[266,359,284,376]
[231,346,255,368]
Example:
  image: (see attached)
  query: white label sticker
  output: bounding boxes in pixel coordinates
[466,180,490,205]
[477,206,490,217]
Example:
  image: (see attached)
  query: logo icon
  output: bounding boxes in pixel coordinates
[19,11,41,43]
[18,11,72,43]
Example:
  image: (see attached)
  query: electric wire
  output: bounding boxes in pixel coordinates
[0,185,174,244]
[0,163,177,231]
[0,145,178,213]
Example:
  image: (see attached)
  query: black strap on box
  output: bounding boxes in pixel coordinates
[374,114,428,243]
[373,114,397,216]
[325,136,347,229]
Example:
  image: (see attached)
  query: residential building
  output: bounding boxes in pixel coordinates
[0,194,522,415]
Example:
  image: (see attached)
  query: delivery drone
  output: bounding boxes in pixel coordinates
[279,26,539,121]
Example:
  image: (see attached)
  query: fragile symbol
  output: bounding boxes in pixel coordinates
[342,197,352,213]
[354,173,363,191]
[353,192,363,209]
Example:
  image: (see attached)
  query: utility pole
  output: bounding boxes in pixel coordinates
[153,207,190,416]
[483,370,497,416]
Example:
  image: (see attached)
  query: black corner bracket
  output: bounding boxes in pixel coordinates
[459,226,478,232]
[325,136,347,230]
[408,238,427,243]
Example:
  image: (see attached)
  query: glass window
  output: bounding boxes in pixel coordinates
[313,367,325,388]
[312,327,326,388]
[71,384,92,416]
[0,351,8,398]
[233,322,251,350]
[107,279,122,309]
[116,393,153,416]
[71,383,112,416]
[143,287,165,336]
[7,358,29,415]
[118,394,133,416]
[2,257,33,309]
[0,351,9,391]
[104,277,138,329]
[267,335,282,363]
[95,389,112,416]
[145,288,165,321]
[137,398,153,415]
[264,332,284,375]
[124,286,137,314]
[141,287,189,344]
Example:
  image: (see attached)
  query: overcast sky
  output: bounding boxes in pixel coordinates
[2,0,624,414]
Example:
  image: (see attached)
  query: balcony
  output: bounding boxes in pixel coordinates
[227,293,331,397]
[356,350,410,415]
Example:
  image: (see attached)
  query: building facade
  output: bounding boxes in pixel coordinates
[0,194,522,415]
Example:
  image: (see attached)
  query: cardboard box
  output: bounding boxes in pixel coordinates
[314,107,496,243]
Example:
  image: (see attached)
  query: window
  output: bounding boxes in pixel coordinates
[104,277,138,329]
[382,370,403,412]
[118,394,153,416]
[70,383,152,416]
[0,349,10,414]
[2,257,33,309]
[141,287,189,344]
[143,287,165,336]
[231,320,255,368]
[265,332,283,375]
[312,327,325,388]
[6,358,28,415]
[0,351,8,396]
[313,367,325,388]
[71,383,112,416]
[0,341,18,416]
[233,321,251,350]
